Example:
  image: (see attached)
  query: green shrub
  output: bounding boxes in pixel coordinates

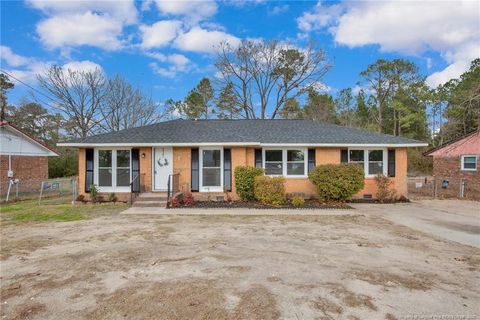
[89,184,99,203]
[374,174,396,203]
[308,164,364,202]
[254,176,286,206]
[234,166,264,201]
[291,196,305,207]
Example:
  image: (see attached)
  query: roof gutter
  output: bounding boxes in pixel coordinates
[57,142,262,147]
[57,142,428,148]
[260,143,428,147]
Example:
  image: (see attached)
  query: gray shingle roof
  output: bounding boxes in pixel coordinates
[59,119,426,145]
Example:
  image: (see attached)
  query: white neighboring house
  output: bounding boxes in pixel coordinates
[0,122,58,194]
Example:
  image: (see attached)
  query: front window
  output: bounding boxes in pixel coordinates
[116,150,130,186]
[265,150,283,175]
[96,149,131,190]
[263,149,307,176]
[462,155,477,171]
[349,150,364,168]
[287,150,305,175]
[202,149,221,187]
[349,149,386,176]
[98,150,112,187]
[368,150,384,175]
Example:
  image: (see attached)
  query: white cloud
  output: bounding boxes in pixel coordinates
[26,0,138,24]
[1,47,103,85]
[28,0,138,51]
[226,0,266,8]
[297,1,343,33]
[298,0,480,87]
[5,61,50,84]
[0,46,31,67]
[139,20,183,49]
[174,26,241,53]
[268,4,289,16]
[62,60,103,74]
[141,0,154,11]
[154,0,217,23]
[352,84,374,96]
[7,60,104,85]
[147,52,192,78]
[37,12,125,50]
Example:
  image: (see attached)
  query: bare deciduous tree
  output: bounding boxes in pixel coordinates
[37,66,106,138]
[100,75,162,132]
[215,39,331,119]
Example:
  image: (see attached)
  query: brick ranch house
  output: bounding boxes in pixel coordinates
[58,119,427,202]
[424,130,479,199]
[0,122,58,195]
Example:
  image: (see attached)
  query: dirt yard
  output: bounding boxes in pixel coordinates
[1,209,479,319]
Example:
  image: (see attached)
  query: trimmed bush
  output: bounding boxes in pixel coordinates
[234,166,264,201]
[374,174,396,202]
[183,192,195,206]
[308,164,364,202]
[291,196,305,207]
[254,176,286,206]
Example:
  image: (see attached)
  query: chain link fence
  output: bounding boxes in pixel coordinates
[408,176,480,200]
[1,177,78,205]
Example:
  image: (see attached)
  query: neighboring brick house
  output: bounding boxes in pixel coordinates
[0,122,58,195]
[58,119,427,202]
[425,130,480,199]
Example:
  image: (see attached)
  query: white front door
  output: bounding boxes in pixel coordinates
[154,147,173,191]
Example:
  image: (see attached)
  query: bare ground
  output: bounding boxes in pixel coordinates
[1,211,479,319]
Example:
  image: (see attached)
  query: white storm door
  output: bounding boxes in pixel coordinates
[200,148,223,192]
[154,147,173,191]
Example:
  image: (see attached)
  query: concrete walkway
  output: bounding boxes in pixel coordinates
[352,200,480,248]
[121,206,355,216]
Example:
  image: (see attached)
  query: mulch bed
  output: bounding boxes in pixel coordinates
[169,200,352,210]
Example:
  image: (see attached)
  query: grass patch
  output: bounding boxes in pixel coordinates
[1,200,127,223]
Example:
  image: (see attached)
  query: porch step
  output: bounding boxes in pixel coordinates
[133,192,168,207]
[135,195,167,202]
[133,200,167,208]
[138,192,167,198]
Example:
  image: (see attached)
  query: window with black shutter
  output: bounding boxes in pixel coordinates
[388,149,396,177]
[254,149,262,168]
[308,149,316,173]
[191,148,199,192]
[131,149,140,192]
[224,149,232,191]
[340,149,348,163]
[85,148,94,192]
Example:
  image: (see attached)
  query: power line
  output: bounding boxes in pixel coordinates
[0,69,57,104]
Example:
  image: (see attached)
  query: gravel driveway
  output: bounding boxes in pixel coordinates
[353,200,480,248]
[1,201,479,319]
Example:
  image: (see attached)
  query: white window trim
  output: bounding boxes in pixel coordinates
[262,147,308,178]
[461,155,477,171]
[348,148,388,178]
[94,147,132,193]
[199,146,224,192]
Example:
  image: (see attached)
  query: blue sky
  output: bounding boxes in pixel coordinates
[1,0,479,108]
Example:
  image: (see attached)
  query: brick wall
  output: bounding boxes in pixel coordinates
[433,156,480,199]
[171,146,409,200]
[74,146,410,200]
[139,147,152,192]
[173,147,191,192]
[0,155,49,192]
